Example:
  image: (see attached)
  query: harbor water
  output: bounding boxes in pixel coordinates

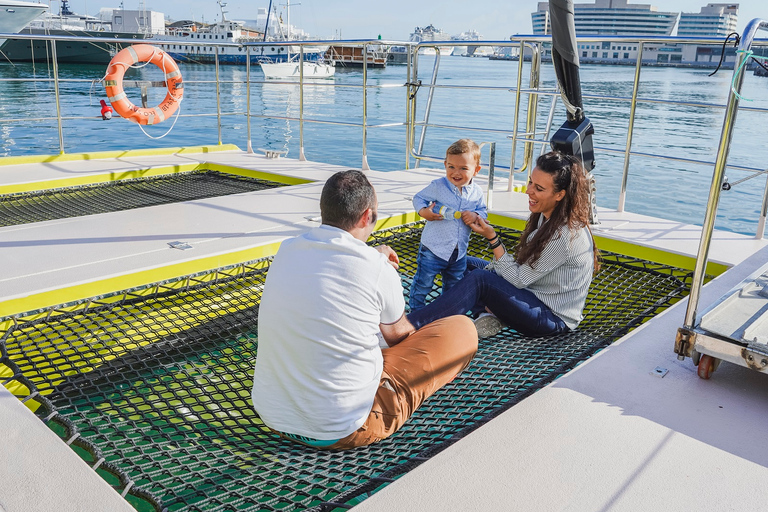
[0,54,767,236]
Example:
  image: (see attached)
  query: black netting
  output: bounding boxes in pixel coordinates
[0,223,700,512]
[0,171,285,227]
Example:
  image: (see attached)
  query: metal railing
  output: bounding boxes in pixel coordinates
[1,30,768,242]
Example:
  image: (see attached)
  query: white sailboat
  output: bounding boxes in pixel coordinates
[260,56,335,79]
[258,0,334,79]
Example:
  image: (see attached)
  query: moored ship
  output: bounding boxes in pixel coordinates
[0,0,163,64]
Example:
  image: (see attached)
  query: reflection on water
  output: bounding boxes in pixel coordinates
[0,58,767,235]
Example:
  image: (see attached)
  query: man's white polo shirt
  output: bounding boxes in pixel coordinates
[252,224,405,440]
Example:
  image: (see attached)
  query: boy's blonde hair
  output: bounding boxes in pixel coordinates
[446,139,481,166]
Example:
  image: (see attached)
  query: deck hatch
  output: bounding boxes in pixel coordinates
[0,223,706,512]
[0,170,286,227]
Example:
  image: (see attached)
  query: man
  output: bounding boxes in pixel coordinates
[252,170,478,450]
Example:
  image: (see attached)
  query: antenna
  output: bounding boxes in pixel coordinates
[218,0,228,22]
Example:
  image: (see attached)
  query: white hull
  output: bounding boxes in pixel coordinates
[260,60,335,79]
[0,0,47,42]
[419,46,454,56]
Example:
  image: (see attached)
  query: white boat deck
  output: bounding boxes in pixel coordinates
[1,149,767,511]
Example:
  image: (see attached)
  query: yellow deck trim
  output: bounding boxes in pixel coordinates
[204,163,313,186]
[0,144,240,166]
[0,241,284,322]
[0,163,201,195]
[0,162,313,195]
[486,213,727,275]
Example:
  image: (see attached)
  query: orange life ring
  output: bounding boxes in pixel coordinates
[104,44,183,125]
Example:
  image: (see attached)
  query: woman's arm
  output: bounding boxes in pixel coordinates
[494,229,571,289]
[465,215,507,260]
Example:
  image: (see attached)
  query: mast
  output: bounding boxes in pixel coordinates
[283,0,291,39]
[263,0,272,42]
[217,0,228,22]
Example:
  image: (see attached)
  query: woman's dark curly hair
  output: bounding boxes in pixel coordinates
[515,151,600,273]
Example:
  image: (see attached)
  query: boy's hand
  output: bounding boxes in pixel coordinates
[460,210,481,225]
[419,202,444,221]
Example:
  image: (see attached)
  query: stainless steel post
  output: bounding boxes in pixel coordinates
[407,46,419,170]
[487,142,496,209]
[246,46,253,153]
[681,19,768,335]
[215,46,222,145]
[405,45,412,169]
[618,42,644,212]
[299,45,306,161]
[362,43,370,170]
[414,45,441,169]
[507,39,526,191]
[523,45,541,176]
[51,41,64,154]
[758,173,768,239]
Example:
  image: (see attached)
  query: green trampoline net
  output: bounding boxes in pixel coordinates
[0,223,700,511]
[0,170,286,227]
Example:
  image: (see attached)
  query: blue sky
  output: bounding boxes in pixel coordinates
[63,0,764,40]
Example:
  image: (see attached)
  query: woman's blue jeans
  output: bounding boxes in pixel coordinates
[407,263,569,337]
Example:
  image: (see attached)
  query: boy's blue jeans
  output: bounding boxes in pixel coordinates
[407,264,569,337]
[409,245,465,311]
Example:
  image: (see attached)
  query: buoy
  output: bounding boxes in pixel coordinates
[103,44,183,125]
[100,99,113,120]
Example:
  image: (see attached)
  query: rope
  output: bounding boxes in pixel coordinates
[708,32,740,77]
[731,50,768,102]
[724,167,768,188]
[137,49,183,139]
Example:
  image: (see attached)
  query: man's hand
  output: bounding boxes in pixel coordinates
[375,245,400,269]
[419,202,443,221]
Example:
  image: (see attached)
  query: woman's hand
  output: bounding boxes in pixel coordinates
[466,215,497,240]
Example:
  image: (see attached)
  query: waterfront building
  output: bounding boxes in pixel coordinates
[531,0,678,37]
[676,4,739,66]
[530,0,741,68]
[678,3,738,37]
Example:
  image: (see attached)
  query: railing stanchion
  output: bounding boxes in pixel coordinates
[507,39,526,191]
[405,45,412,169]
[414,45,441,169]
[215,46,222,145]
[523,44,541,177]
[51,41,65,154]
[757,173,768,239]
[487,142,496,209]
[246,46,253,154]
[362,43,370,170]
[618,42,644,212]
[299,46,306,161]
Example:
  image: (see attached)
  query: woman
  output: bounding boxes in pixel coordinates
[407,151,600,338]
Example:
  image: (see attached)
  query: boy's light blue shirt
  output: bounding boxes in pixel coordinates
[413,176,488,261]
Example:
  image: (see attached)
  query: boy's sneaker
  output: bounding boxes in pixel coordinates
[474,313,504,338]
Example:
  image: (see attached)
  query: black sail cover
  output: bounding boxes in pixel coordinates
[548,0,596,170]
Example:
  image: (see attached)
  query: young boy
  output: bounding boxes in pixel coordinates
[409,138,487,311]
